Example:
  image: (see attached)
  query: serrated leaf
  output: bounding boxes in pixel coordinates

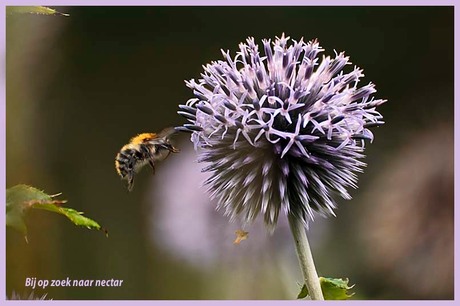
[296,277,354,300]
[6,184,106,238]
[31,203,103,231]
[6,185,50,235]
[7,6,69,16]
[320,277,354,300]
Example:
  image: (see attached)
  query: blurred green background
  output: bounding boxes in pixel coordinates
[6,6,453,300]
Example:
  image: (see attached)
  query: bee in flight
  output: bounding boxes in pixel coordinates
[115,127,179,191]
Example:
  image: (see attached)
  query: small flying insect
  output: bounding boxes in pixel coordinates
[115,127,179,191]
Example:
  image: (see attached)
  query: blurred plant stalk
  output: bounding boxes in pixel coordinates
[288,213,324,300]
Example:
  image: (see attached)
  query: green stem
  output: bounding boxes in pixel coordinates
[288,213,324,300]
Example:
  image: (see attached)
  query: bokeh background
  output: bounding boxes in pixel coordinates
[6,6,454,300]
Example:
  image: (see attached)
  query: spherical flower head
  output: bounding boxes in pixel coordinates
[177,34,386,230]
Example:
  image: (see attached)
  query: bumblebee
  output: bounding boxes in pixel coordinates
[115,127,179,191]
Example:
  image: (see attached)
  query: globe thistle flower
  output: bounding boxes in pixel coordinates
[177,34,386,230]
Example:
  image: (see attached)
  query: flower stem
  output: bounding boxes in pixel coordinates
[288,213,324,300]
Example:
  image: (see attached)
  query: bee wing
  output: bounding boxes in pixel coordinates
[157,127,177,139]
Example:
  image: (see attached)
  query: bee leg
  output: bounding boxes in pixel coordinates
[127,175,134,192]
[149,159,156,175]
[161,144,180,158]
[168,144,180,153]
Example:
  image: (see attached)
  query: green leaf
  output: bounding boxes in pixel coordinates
[297,277,354,300]
[7,6,69,16]
[320,277,354,300]
[296,282,309,299]
[32,204,103,231]
[6,184,106,238]
[6,184,50,235]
